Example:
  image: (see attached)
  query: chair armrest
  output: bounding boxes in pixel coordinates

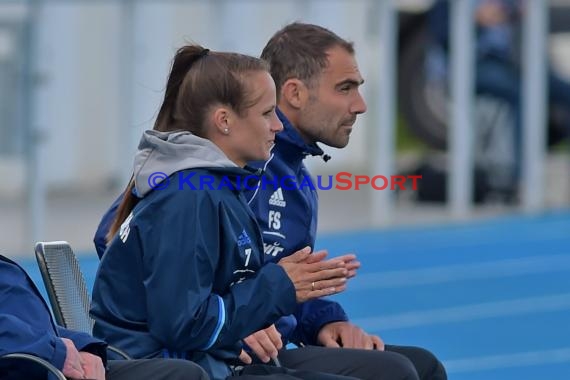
[107,345,132,360]
[0,353,67,380]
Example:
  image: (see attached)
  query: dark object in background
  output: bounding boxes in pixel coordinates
[411,162,489,204]
[401,154,519,205]
[397,7,570,151]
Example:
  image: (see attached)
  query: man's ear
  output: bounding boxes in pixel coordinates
[280,78,309,110]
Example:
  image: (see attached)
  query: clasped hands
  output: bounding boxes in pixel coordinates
[278,246,359,303]
[240,247,383,364]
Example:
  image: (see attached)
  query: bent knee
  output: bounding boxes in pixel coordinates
[350,351,419,380]
[163,359,209,380]
[386,354,419,380]
[396,346,447,380]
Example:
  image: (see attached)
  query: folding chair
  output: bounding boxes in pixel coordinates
[34,241,130,360]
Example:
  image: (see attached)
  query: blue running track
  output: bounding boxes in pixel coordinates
[19,210,570,380]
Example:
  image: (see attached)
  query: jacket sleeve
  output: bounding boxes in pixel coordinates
[290,299,349,346]
[57,326,107,364]
[137,192,297,352]
[93,193,123,259]
[0,260,67,371]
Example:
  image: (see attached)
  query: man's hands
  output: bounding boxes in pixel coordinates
[317,321,384,351]
[241,321,384,364]
[278,247,357,302]
[240,324,283,364]
[79,352,105,380]
[62,338,85,379]
[61,338,105,380]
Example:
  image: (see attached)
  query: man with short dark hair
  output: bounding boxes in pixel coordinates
[0,254,209,380]
[243,22,447,380]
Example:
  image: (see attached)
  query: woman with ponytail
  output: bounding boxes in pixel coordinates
[90,45,353,380]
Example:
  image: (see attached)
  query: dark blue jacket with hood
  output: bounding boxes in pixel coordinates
[93,112,348,349]
[90,130,297,379]
[245,109,349,346]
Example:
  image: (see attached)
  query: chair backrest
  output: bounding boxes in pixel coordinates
[34,241,93,334]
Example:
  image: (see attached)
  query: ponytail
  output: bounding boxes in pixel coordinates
[106,47,210,242]
[106,177,138,243]
[154,46,210,132]
[108,44,268,241]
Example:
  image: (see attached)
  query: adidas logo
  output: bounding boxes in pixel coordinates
[237,229,252,247]
[269,188,286,207]
[119,212,134,243]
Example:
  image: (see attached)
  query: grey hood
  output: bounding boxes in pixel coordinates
[133,129,238,197]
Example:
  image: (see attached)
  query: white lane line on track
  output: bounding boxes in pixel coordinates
[350,254,570,289]
[444,347,570,373]
[352,293,570,330]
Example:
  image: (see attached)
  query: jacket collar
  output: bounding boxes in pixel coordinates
[276,108,325,159]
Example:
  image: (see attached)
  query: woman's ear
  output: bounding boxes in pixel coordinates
[212,107,231,135]
[280,78,309,110]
